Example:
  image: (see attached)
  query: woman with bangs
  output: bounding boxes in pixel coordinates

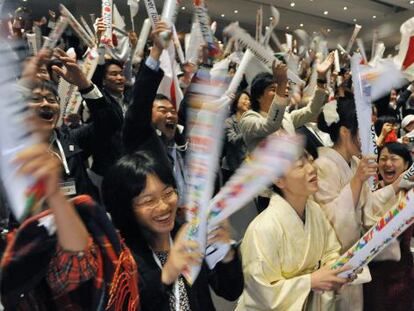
[102,151,243,311]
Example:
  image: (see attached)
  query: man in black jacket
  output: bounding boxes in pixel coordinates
[123,22,188,207]
[28,49,123,201]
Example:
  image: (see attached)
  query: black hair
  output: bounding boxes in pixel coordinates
[250,72,274,112]
[374,115,398,136]
[379,142,412,167]
[91,59,125,89]
[317,97,358,144]
[154,93,172,102]
[103,59,124,75]
[32,80,59,100]
[230,91,250,115]
[102,151,176,246]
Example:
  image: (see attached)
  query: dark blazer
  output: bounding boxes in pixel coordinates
[126,222,244,311]
[123,61,180,168]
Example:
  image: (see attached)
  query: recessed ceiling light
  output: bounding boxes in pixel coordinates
[221,13,225,17]
[269,17,273,20]
[290,2,296,7]
[265,26,269,30]
[323,11,328,15]
[373,15,376,19]
[234,9,238,14]
[286,26,290,30]
[343,6,348,10]
[327,28,331,32]
[181,6,185,10]
[300,23,304,27]
[410,0,414,4]
[353,18,357,22]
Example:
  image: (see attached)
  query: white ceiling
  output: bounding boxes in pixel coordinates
[4,0,414,50]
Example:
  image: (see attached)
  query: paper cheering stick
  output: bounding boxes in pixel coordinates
[80,16,95,40]
[255,6,263,42]
[0,41,45,221]
[208,135,303,229]
[193,0,220,56]
[133,18,151,64]
[332,190,414,278]
[26,33,39,55]
[161,0,180,26]
[100,0,113,47]
[371,30,378,61]
[334,49,340,73]
[184,68,230,284]
[225,49,254,97]
[42,16,69,50]
[172,25,185,64]
[224,23,304,85]
[356,38,367,64]
[345,24,362,54]
[271,33,285,52]
[60,4,95,48]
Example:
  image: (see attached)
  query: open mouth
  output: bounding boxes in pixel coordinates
[153,212,173,225]
[37,107,56,121]
[383,170,396,180]
[165,122,176,130]
[309,175,318,184]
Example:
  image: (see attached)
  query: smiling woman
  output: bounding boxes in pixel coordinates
[102,150,244,311]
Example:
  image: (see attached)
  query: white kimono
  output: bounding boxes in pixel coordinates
[236,194,341,311]
[314,147,397,311]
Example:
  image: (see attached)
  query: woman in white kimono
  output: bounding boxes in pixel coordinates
[314,98,405,311]
[236,152,353,311]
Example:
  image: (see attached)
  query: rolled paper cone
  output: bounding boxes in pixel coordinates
[26,33,38,55]
[371,30,378,61]
[134,18,151,63]
[33,26,42,53]
[173,26,185,64]
[143,0,159,26]
[356,38,367,64]
[194,0,219,56]
[337,43,347,55]
[255,6,263,42]
[226,49,254,97]
[60,4,95,48]
[332,189,414,278]
[271,6,280,26]
[211,21,217,35]
[89,13,96,26]
[224,23,304,85]
[286,33,293,51]
[161,0,179,26]
[334,49,340,73]
[345,24,362,53]
[80,16,95,40]
[42,16,69,50]
[100,0,113,47]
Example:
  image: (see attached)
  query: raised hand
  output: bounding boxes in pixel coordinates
[317,52,335,79]
[52,48,91,90]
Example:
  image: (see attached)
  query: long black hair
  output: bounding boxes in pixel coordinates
[379,142,412,167]
[102,151,176,253]
[230,91,250,115]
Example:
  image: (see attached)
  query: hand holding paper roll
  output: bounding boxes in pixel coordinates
[149,21,171,58]
[317,51,335,79]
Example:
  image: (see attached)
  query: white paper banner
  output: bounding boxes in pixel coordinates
[60,4,95,48]
[100,0,113,47]
[346,24,362,54]
[42,16,69,50]
[333,190,414,278]
[208,135,303,229]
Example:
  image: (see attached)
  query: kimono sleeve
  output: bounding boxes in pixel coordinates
[240,225,312,310]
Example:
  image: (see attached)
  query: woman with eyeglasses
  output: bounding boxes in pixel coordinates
[102,151,243,311]
[363,142,414,311]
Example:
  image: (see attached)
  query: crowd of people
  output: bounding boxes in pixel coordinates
[0,1,414,310]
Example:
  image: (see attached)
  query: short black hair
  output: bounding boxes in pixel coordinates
[154,93,172,102]
[317,97,358,143]
[102,151,176,245]
[32,80,59,102]
[379,142,412,167]
[230,91,250,115]
[250,72,274,112]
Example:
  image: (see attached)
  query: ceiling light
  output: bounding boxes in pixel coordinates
[353,18,357,22]
[411,0,414,4]
[323,11,328,15]
[343,6,348,10]
[300,23,304,27]
[221,13,225,17]
[373,15,376,19]
[265,26,269,30]
[234,10,238,14]
[327,28,331,32]
[181,6,185,10]
[286,26,290,30]
[269,17,273,20]
[290,2,295,7]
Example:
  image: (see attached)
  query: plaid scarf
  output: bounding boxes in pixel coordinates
[0,195,139,310]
